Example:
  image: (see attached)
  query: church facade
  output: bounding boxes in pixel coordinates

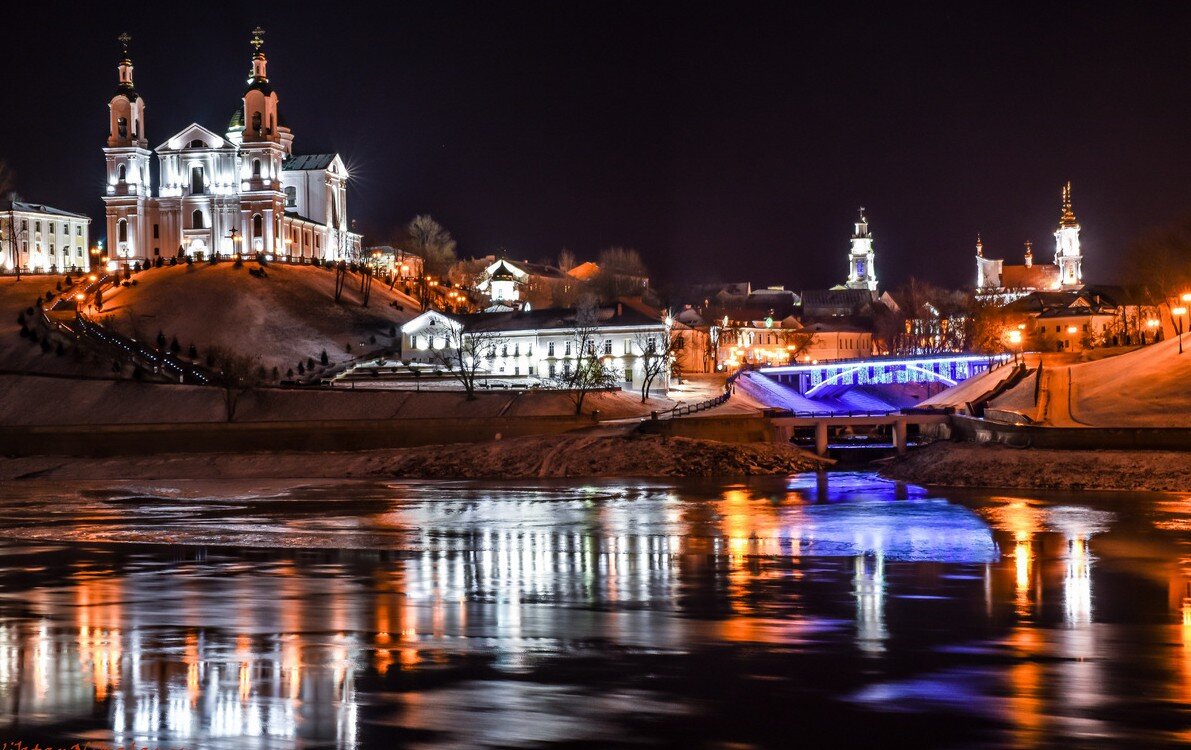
[844,208,878,291]
[101,31,360,266]
[976,182,1083,302]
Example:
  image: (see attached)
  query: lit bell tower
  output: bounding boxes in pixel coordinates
[845,207,878,292]
[102,32,151,264]
[1053,181,1083,289]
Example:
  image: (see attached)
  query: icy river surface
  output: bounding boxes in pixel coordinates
[0,472,1188,748]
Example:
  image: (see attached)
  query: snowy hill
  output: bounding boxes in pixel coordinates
[984,336,1191,427]
[97,262,421,373]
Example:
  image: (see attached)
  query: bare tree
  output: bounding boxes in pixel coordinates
[593,246,650,299]
[557,247,576,273]
[333,260,347,303]
[408,215,457,309]
[553,297,618,414]
[429,318,507,400]
[1,162,22,280]
[633,329,675,403]
[209,346,265,422]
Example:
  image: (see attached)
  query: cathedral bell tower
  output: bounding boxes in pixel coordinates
[229,27,288,256]
[1053,181,1083,289]
[845,208,878,292]
[102,33,152,264]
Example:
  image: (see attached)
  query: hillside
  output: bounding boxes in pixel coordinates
[0,275,100,377]
[984,336,1191,427]
[97,261,421,373]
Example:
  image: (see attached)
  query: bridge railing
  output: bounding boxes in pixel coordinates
[655,368,745,420]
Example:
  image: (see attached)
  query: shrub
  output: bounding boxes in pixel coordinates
[17,312,25,326]
[320,350,329,365]
[188,343,198,358]
[286,368,294,378]
[169,336,181,354]
[18,325,29,338]
[297,362,306,375]
[64,275,72,285]
[271,366,279,381]
[307,357,314,369]
[156,331,166,348]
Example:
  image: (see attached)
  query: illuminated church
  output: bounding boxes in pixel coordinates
[976,182,1083,301]
[102,30,361,265]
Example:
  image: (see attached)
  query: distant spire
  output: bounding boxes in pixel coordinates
[115,32,135,90]
[1059,181,1078,227]
[853,206,869,238]
[1024,240,1034,267]
[976,233,983,257]
[248,26,268,82]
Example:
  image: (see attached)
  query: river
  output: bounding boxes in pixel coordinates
[0,472,1187,748]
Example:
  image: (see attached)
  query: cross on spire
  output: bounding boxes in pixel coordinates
[250,26,266,51]
[117,32,131,51]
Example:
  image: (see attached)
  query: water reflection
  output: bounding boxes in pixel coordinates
[0,475,1186,748]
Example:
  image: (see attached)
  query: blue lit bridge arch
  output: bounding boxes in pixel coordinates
[758,354,1009,396]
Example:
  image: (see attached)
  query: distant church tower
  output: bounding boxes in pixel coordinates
[102,33,152,263]
[845,208,878,291]
[1053,181,1082,289]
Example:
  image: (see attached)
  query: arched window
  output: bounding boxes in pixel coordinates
[252,159,261,178]
[251,112,262,133]
[189,139,205,148]
[284,186,296,207]
[192,210,204,229]
[252,214,263,237]
[190,167,205,194]
[117,164,127,182]
[118,220,128,242]
[117,117,127,138]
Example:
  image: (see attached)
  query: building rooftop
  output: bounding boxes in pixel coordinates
[0,199,89,220]
[283,153,338,171]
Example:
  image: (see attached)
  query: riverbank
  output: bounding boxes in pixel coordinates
[880,442,1191,492]
[0,432,825,480]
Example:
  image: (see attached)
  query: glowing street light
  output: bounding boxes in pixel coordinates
[1174,305,1189,355]
[1006,328,1024,364]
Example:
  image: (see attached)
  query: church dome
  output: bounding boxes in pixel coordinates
[227,109,244,130]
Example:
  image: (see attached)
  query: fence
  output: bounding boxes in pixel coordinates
[655,368,744,420]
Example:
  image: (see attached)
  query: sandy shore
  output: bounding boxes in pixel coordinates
[0,432,825,481]
[880,442,1191,492]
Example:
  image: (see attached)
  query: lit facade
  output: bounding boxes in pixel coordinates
[1,199,91,273]
[845,208,878,291]
[101,31,360,266]
[977,183,1083,302]
[400,307,670,393]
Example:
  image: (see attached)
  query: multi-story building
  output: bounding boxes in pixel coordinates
[400,304,670,394]
[101,31,360,266]
[1,197,91,274]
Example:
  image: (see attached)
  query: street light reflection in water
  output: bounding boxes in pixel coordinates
[0,474,1186,748]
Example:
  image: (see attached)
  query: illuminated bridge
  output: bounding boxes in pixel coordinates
[758,354,1009,397]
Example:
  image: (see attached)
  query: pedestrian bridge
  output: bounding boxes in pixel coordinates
[758,354,1009,397]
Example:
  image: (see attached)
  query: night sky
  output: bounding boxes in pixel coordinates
[3,2,1190,291]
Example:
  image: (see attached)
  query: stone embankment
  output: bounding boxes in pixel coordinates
[0,432,825,481]
[880,442,1191,492]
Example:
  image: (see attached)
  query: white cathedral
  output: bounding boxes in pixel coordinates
[976,182,1083,300]
[102,30,361,265]
[844,208,878,292]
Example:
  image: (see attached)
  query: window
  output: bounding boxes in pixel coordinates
[153,224,159,239]
[191,210,204,229]
[565,341,572,356]
[252,214,263,237]
[190,167,205,194]
[118,220,128,242]
[624,366,633,384]
[548,342,555,357]
[412,335,419,349]
[646,336,657,353]
[251,112,262,133]
[284,186,296,207]
[604,340,612,355]
[117,164,127,181]
[76,226,82,236]
[252,159,261,178]
[548,363,556,378]
[501,344,508,357]
[117,117,127,138]
[190,139,205,148]
[514,343,520,356]
[20,220,27,230]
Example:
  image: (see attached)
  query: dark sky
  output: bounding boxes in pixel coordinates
[2,2,1189,290]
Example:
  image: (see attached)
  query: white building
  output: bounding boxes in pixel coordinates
[845,208,878,291]
[1,197,91,274]
[400,305,670,394]
[102,30,360,266]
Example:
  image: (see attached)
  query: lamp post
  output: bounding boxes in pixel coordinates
[1174,305,1188,355]
[1006,329,1023,365]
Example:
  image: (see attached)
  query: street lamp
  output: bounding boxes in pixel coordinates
[1006,329,1023,365]
[1174,305,1188,355]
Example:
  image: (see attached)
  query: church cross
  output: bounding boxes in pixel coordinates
[250,26,266,50]
[117,32,131,51]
